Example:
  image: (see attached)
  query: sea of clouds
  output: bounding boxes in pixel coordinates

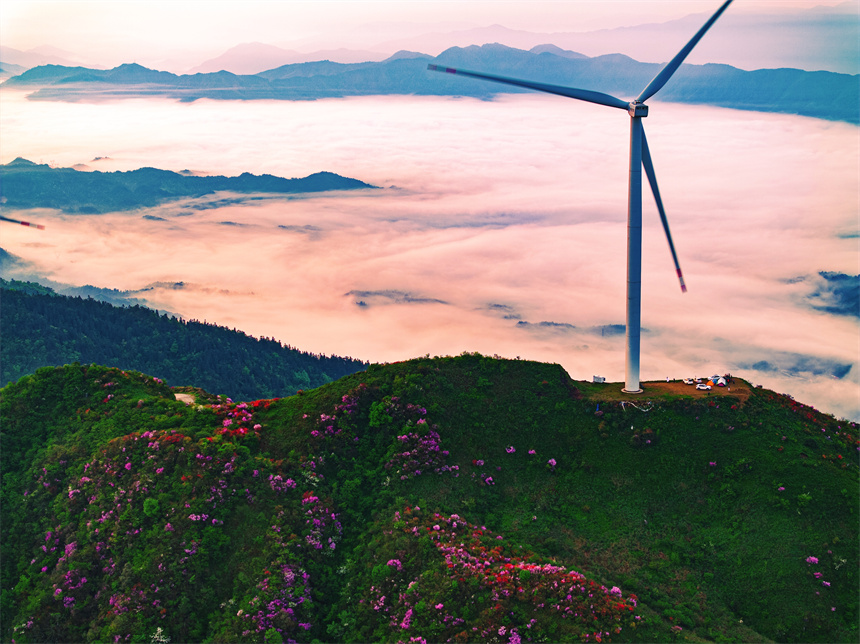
[1,90,857,419]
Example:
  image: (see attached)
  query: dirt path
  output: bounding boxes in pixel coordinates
[174,393,196,405]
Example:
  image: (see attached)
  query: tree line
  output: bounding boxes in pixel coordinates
[1,279,368,400]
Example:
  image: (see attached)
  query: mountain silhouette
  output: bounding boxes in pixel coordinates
[3,45,856,122]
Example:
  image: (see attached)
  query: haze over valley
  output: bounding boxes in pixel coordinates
[1,0,858,422]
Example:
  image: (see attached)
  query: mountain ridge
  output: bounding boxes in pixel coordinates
[0,158,377,214]
[3,44,857,123]
[188,43,389,75]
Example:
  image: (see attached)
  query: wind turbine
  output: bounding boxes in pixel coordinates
[1,215,45,230]
[0,198,45,229]
[429,0,733,393]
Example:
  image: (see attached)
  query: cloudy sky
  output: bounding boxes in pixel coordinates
[1,0,858,419]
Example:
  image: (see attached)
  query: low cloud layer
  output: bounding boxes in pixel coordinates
[1,90,857,419]
[346,290,449,307]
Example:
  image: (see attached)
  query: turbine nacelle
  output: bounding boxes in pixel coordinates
[628,102,649,118]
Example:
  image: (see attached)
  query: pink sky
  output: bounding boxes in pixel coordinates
[2,0,854,72]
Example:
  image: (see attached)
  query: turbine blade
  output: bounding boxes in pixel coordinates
[636,0,734,103]
[428,64,629,111]
[641,128,686,292]
[0,214,45,230]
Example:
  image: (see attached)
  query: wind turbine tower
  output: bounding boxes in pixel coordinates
[429,0,734,393]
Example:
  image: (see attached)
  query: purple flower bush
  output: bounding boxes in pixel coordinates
[306,385,368,442]
[228,564,314,639]
[385,429,449,480]
[305,387,456,484]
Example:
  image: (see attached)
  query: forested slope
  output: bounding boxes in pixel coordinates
[1,280,367,400]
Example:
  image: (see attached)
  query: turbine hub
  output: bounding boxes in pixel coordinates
[628,101,648,118]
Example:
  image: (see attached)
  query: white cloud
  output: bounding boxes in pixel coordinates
[1,91,857,418]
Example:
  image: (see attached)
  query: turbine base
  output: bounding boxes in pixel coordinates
[621,388,644,394]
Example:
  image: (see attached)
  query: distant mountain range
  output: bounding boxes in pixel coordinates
[0,45,90,77]
[367,8,859,75]
[0,61,27,80]
[187,42,390,75]
[2,45,857,123]
[0,157,377,214]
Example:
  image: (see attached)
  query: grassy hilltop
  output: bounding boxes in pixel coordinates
[1,355,857,643]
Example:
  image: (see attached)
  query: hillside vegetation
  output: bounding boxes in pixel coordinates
[0,280,368,400]
[1,354,856,643]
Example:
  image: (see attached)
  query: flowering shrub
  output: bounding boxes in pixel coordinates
[209,399,272,440]
[304,387,455,484]
[306,385,369,441]
[222,564,314,640]
[13,415,339,643]
[350,507,641,642]
[300,491,342,552]
[385,430,449,480]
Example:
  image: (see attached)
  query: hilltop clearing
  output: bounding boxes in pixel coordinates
[580,378,753,403]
